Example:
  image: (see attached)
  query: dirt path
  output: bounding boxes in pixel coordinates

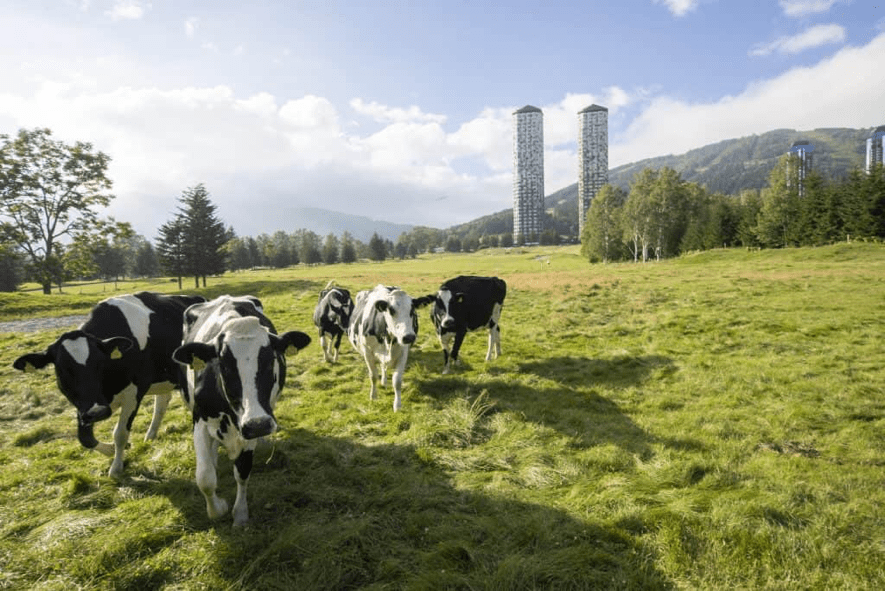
[0,315,87,333]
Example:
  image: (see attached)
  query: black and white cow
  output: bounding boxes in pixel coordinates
[348,285,434,411]
[172,295,311,526]
[313,284,354,363]
[12,292,206,477]
[427,275,507,374]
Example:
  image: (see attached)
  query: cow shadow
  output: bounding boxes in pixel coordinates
[411,352,696,457]
[122,428,674,589]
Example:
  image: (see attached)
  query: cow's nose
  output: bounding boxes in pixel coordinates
[81,405,112,424]
[241,416,276,440]
[402,334,416,345]
[442,318,455,329]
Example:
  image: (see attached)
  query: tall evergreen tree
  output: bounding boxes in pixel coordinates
[322,233,340,265]
[369,232,387,261]
[156,217,186,289]
[176,183,227,287]
[341,232,357,263]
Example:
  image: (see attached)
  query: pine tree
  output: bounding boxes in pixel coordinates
[177,184,228,287]
[156,217,186,290]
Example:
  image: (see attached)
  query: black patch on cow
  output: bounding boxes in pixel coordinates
[12,292,205,441]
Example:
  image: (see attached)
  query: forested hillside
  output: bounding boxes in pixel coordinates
[448,127,873,242]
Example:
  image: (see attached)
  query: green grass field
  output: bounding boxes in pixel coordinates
[1,243,884,590]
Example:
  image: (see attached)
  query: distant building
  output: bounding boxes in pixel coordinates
[787,140,814,197]
[866,126,885,174]
[512,105,544,244]
[577,104,609,236]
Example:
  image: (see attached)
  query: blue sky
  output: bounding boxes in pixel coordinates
[1,0,883,237]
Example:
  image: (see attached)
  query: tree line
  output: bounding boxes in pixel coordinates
[580,155,885,263]
[3,127,883,292]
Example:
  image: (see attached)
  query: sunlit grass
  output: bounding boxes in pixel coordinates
[1,243,884,589]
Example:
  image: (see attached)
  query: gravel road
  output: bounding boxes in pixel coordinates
[0,315,87,333]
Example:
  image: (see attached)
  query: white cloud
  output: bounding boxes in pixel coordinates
[201,41,219,53]
[613,33,885,167]
[184,17,197,38]
[1,33,882,234]
[779,0,842,18]
[750,24,846,56]
[654,0,700,17]
[105,0,149,21]
[350,99,446,125]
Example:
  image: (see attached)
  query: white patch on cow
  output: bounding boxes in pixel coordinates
[438,289,455,327]
[62,336,90,365]
[349,285,418,411]
[105,294,153,349]
[224,316,276,429]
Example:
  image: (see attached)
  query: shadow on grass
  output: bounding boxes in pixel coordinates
[122,430,674,590]
[412,352,680,457]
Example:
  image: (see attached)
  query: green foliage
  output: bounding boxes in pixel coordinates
[1,244,885,588]
[0,128,115,294]
[368,232,387,261]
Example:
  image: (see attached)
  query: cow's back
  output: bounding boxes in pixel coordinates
[83,292,205,386]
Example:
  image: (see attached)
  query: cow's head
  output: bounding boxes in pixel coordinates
[326,289,353,329]
[173,317,311,440]
[13,330,134,427]
[373,289,434,346]
[430,288,465,331]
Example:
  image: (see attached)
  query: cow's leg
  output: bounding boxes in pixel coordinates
[320,331,331,362]
[450,331,467,370]
[363,354,379,400]
[332,332,343,363]
[439,332,454,374]
[144,383,173,441]
[194,423,228,520]
[109,385,140,478]
[391,349,408,412]
[231,447,255,527]
[489,303,503,359]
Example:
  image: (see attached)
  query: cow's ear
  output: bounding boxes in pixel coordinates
[374,300,389,313]
[100,337,134,359]
[13,352,53,372]
[276,331,312,356]
[172,342,217,371]
[413,295,436,308]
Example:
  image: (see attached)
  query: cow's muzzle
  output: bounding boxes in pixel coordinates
[241,416,277,440]
[401,334,416,345]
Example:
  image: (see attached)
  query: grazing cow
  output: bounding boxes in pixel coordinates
[427,275,507,374]
[348,285,434,411]
[12,292,206,478]
[313,284,354,363]
[172,295,311,526]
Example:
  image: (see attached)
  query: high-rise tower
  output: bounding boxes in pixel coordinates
[866,126,885,174]
[577,104,608,236]
[787,140,814,198]
[512,105,544,244]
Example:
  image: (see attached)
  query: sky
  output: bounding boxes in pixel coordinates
[1,0,883,238]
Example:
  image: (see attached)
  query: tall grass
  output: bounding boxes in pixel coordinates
[1,243,884,589]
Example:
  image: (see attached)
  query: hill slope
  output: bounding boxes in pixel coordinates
[449,126,873,240]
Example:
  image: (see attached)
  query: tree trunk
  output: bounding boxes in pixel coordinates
[42,282,51,295]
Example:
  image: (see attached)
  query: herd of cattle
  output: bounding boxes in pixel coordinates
[11,275,506,526]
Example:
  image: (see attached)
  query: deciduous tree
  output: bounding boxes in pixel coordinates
[0,128,115,293]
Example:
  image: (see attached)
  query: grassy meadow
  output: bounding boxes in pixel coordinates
[1,243,884,589]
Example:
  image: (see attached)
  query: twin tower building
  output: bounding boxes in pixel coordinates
[512,104,608,244]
